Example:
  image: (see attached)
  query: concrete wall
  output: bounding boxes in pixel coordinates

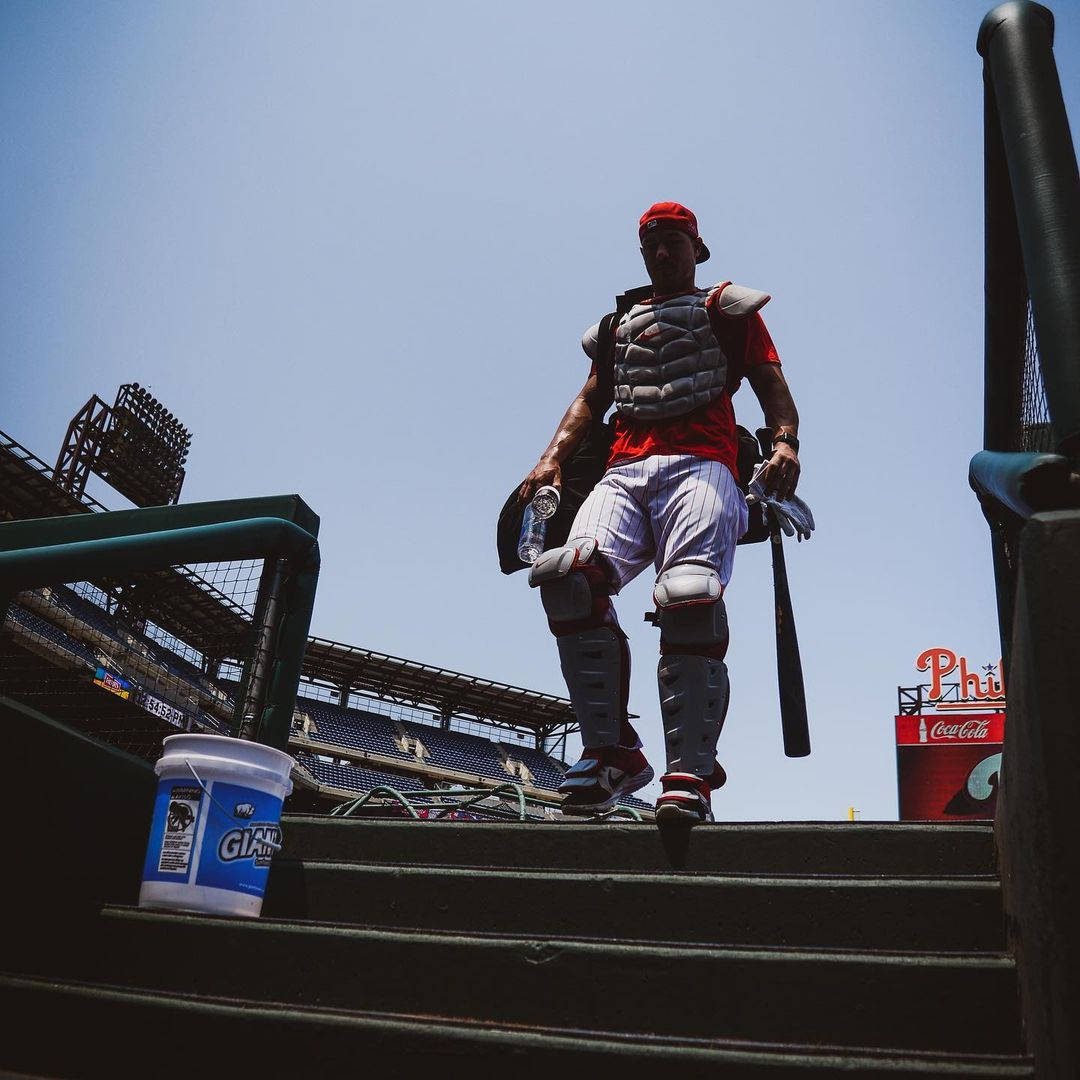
[995,510,1080,1079]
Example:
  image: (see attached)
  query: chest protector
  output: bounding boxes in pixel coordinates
[611,282,769,421]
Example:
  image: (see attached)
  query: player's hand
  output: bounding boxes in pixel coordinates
[746,463,815,542]
[518,457,562,505]
[754,444,800,501]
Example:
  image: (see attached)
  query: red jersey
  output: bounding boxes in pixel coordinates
[599,296,780,480]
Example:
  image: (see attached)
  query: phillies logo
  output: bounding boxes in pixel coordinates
[916,648,1004,703]
[930,719,991,741]
[944,753,1002,815]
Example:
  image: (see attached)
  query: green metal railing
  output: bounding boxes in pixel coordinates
[330,782,646,823]
[0,495,320,751]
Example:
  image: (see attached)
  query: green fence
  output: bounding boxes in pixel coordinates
[0,495,319,752]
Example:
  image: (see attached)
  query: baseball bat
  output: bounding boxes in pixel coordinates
[756,429,811,758]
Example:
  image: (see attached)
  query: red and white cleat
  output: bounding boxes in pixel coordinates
[655,764,726,826]
[558,746,654,816]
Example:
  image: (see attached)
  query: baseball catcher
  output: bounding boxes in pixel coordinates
[515,202,812,824]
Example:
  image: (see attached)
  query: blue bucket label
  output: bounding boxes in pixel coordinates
[142,778,283,897]
[195,781,283,897]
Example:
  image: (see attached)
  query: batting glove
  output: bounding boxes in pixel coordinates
[747,465,816,542]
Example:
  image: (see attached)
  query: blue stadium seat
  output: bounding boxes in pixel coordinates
[498,741,567,791]
[49,586,226,706]
[400,720,511,782]
[298,752,426,795]
[293,696,413,760]
[6,603,100,668]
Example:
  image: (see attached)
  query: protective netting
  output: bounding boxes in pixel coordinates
[1021,300,1054,452]
[181,560,264,616]
[0,561,263,759]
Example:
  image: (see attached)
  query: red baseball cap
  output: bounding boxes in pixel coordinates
[638,201,711,263]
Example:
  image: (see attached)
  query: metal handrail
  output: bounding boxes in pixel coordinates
[331,785,423,820]
[976,1,1080,668]
[330,781,650,823]
[596,805,644,823]
[333,782,535,821]
[0,500,320,750]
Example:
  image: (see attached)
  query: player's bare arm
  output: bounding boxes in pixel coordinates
[517,366,613,504]
[747,362,800,501]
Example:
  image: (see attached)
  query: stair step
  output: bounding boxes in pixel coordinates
[0,973,1033,1078]
[263,861,1006,952]
[281,818,997,876]
[8,906,1022,1055]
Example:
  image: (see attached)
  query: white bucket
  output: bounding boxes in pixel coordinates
[138,734,294,918]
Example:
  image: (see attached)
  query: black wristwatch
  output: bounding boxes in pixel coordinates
[773,432,800,454]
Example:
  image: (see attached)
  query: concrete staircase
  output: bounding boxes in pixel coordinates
[3,817,1032,1077]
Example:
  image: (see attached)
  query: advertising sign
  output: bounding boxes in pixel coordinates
[93,666,132,700]
[895,713,1005,745]
[896,647,1005,821]
[137,690,188,729]
[896,742,1003,820]
[915,648,1005,709]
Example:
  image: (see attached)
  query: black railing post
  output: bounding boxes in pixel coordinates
[236,557,287,742]
[979,2,1080,456]
[982,63,1027,453]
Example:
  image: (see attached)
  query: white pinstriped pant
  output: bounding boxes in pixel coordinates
[567,455,749,594]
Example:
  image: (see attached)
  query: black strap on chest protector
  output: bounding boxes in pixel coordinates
[592,284,652,398]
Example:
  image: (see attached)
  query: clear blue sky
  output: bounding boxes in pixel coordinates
[3,1,1078,819]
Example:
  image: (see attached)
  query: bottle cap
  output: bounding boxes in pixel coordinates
[532,485,560,520]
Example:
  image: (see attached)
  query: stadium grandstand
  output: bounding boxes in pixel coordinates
[0,418,652,821]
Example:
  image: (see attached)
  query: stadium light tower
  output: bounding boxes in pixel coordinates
[54,384,193,506]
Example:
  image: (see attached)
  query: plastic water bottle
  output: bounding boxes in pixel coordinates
[518,485,560,564]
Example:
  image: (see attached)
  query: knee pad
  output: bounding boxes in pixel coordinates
[658,653,729,777]
[529,537,610,625]
[653,563,729,654]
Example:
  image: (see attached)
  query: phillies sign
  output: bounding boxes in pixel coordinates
[896,648,1006,821]
[896,743,1003,820]
[916,648,1004,705]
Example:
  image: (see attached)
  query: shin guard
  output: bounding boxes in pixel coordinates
[557,626,628,750]
[531,538,631,750]
[654,563,731,776]
[658,653,729,777]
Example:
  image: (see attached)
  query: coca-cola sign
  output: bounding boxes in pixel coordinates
[930,718,990,740]
[895,713,1005,746]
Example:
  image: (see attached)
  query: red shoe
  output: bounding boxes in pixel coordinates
[559,746,654,816]
[656,771,716,825]
[707,761,727,790]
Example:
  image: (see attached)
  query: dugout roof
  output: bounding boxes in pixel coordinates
[303,637,576,733]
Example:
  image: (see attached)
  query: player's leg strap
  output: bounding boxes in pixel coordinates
[654,563,730,777]
[530,538,627,749]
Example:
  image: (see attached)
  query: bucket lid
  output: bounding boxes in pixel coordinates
[159,734,294,784]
